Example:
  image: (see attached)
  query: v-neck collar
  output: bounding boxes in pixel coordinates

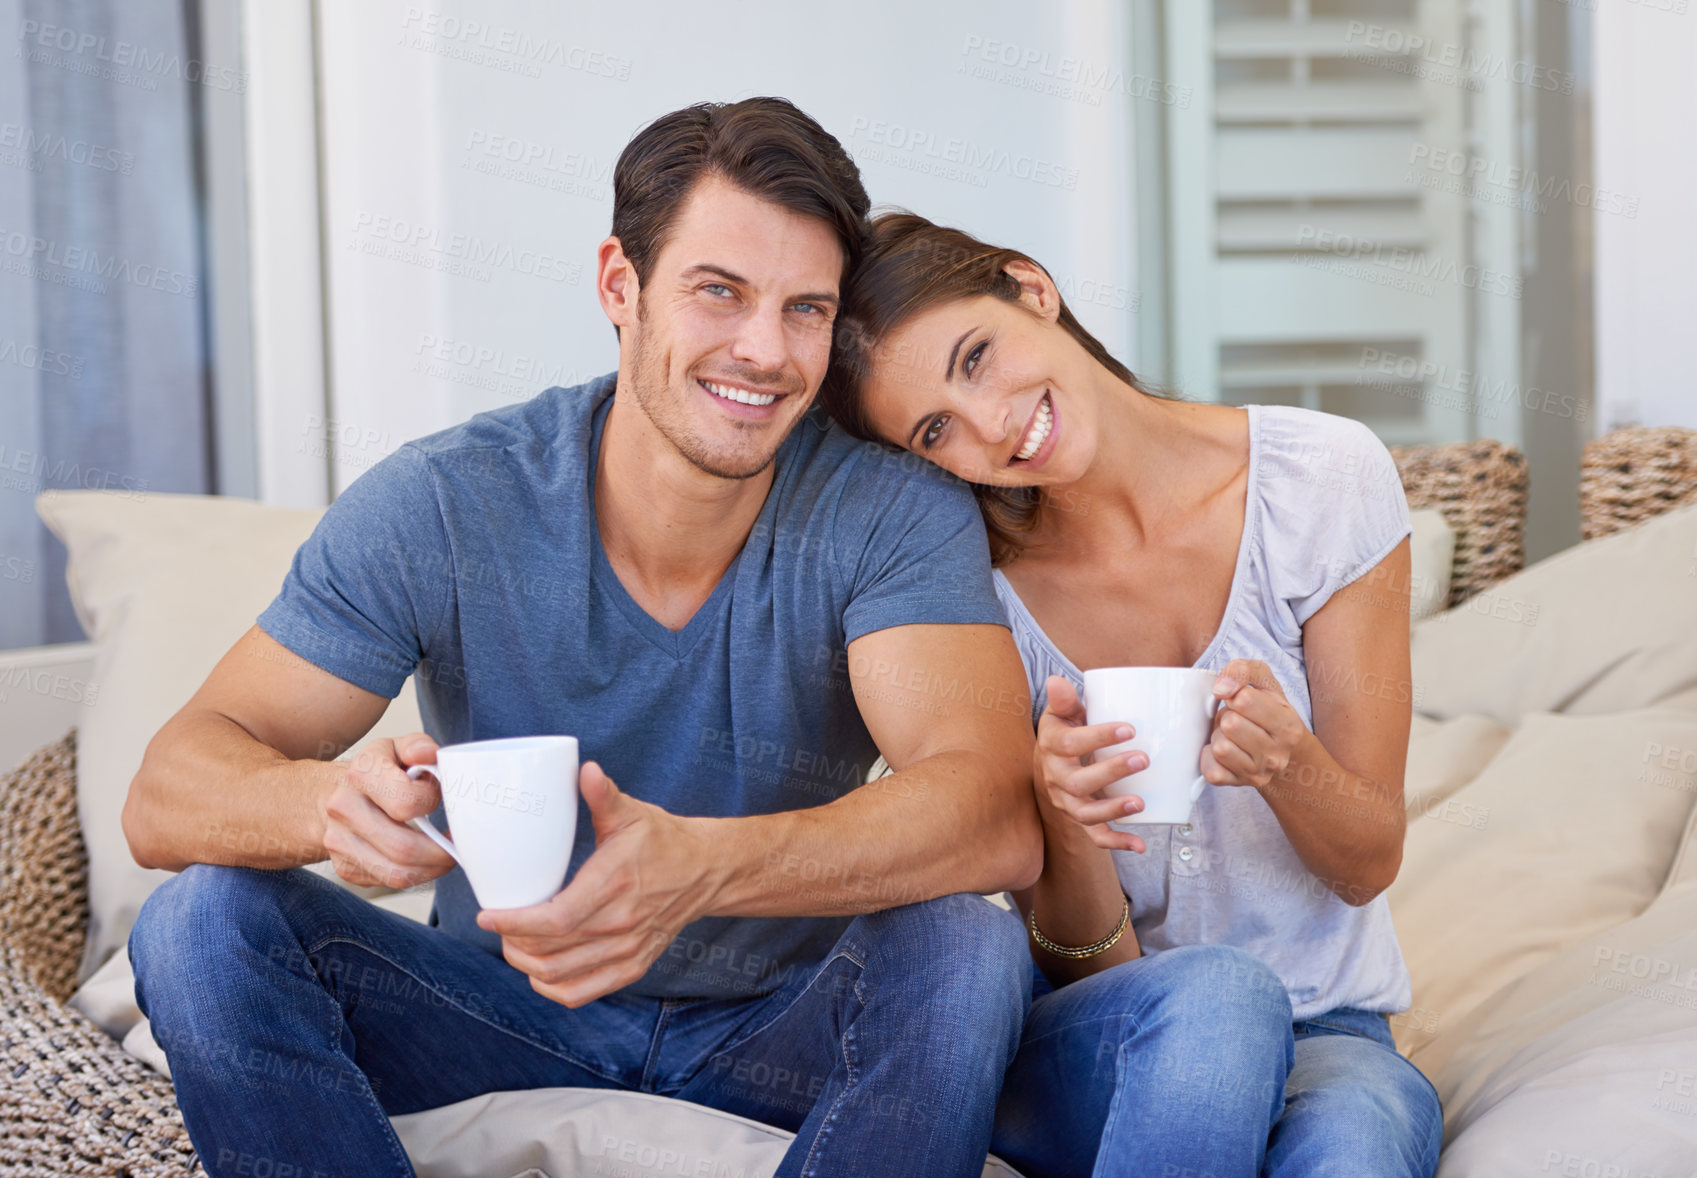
[584,394,775,661]
[994,403,1262,676]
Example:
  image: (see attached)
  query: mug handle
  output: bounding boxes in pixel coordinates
[405,763,461,865]
[1190,693,1224,802]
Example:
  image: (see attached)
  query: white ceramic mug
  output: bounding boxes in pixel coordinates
[405,735,579,909]
[1082,667,1220,828]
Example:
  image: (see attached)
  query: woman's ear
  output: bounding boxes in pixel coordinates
[1002,258,1061,323]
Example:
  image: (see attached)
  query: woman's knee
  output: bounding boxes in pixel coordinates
[1136,944,1292,1027]
[1282,1037,1442,1176]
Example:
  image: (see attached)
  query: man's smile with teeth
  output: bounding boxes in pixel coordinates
[1013,392,1053,462]
[702,379,778,406]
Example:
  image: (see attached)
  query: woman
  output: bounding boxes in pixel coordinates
[819,213,1443,1178]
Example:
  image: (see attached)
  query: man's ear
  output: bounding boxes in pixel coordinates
[597,236,640,331]
[1002,258,1061,323]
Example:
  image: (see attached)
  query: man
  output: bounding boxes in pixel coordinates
[123,97,1042,1178]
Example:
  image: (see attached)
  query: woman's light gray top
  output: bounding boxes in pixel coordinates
[993,404,1415,1020]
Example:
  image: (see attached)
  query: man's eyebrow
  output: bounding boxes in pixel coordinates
[680,263,749,286]
[944,329,971,381]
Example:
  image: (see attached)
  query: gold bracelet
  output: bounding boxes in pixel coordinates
[1028,895,1131,959]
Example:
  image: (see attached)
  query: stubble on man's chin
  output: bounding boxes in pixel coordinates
[625,327,789,483]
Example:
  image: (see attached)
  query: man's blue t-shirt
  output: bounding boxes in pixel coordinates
[256,373,1008,1000]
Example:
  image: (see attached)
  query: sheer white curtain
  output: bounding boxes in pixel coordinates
[0,0,212,649]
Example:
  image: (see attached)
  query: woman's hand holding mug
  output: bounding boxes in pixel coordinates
[1202,659,1311,791]
[1036,675,1152,854]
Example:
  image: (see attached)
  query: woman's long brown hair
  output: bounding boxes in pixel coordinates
[819,211,1166,566]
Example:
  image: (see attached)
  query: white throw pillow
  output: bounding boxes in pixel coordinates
[1408,508,1455,627]
[1412,501,1697,725]
[35,490,425,981]
[1387,709,1697,1064]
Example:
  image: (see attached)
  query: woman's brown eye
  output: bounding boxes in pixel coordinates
[963,342,987,376]
[923,416,947,448]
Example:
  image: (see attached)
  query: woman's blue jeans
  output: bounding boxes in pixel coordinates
[991,944,1445,1178]
[128,864,1032,1178]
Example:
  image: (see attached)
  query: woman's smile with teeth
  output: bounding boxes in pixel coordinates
[1013,392,1053,462]
[702,379,778,406]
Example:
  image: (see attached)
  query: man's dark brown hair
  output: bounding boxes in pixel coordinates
[611,98,870,293]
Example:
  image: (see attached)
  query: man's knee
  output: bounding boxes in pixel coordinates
[859,894,1030,1011]
[872,893,1027,968]
[130,864,311,996]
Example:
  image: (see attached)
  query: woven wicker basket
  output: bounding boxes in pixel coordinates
[1388,440,1529,608]
[1579,426,1697,542]
[0,734,196,1176]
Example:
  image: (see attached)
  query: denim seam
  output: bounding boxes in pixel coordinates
[1090,1018,1149,1170]
[703,947,868,1067]
[641,1000,681,1093]
[1298,1017,1383,1043]
[292,935,416,1178]
[1014,1009,1144,1055]
[799,1009,861,1178]
[302,933,625,1086]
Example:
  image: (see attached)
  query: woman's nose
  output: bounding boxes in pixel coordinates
[970,400,1013,446]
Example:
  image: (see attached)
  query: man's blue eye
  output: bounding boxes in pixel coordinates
[704,283,732,297]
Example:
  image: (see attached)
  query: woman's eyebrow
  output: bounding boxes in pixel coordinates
[944,329,973,380]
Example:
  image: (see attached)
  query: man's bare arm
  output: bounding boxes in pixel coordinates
[702,621,1043,913]
[122,624,454,888]
[481,621,1043,1007]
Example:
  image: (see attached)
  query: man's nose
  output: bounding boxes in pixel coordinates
[728,306,788,374]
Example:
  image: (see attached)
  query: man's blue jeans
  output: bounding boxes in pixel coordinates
[991,945,1445,1178]
[128,864,1032,1178]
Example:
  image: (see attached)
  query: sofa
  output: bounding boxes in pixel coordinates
[1,425,1694,1177]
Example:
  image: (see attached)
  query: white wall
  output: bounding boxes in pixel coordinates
[313,0,1141,489]
[1594,0,1697,431]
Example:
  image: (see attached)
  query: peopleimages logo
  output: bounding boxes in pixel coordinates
[1295,225,1522,299]
[1407,144,1640,218]
[0,123,134,174]
[16,19,247,92]
[0,229,197,295]
[1359,347,1589,424]
[847,117,1078,190]
[398,7,631,80]
[959,34,1193,108]
[1343,22,1574,94]
[348,212,580,283]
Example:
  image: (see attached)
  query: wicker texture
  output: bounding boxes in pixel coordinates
[1580,426,1697,542]
[1389,440,1529,608]
[0,733,197,1176]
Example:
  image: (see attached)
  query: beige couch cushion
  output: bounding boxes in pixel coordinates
[35,490,423,981]
[1420,879,1697,1176]
[1388,708,1697,1062]
[1412,501,1697,725]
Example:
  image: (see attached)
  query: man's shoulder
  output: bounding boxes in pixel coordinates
[784,405,972,505]
[404,372,616,466]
